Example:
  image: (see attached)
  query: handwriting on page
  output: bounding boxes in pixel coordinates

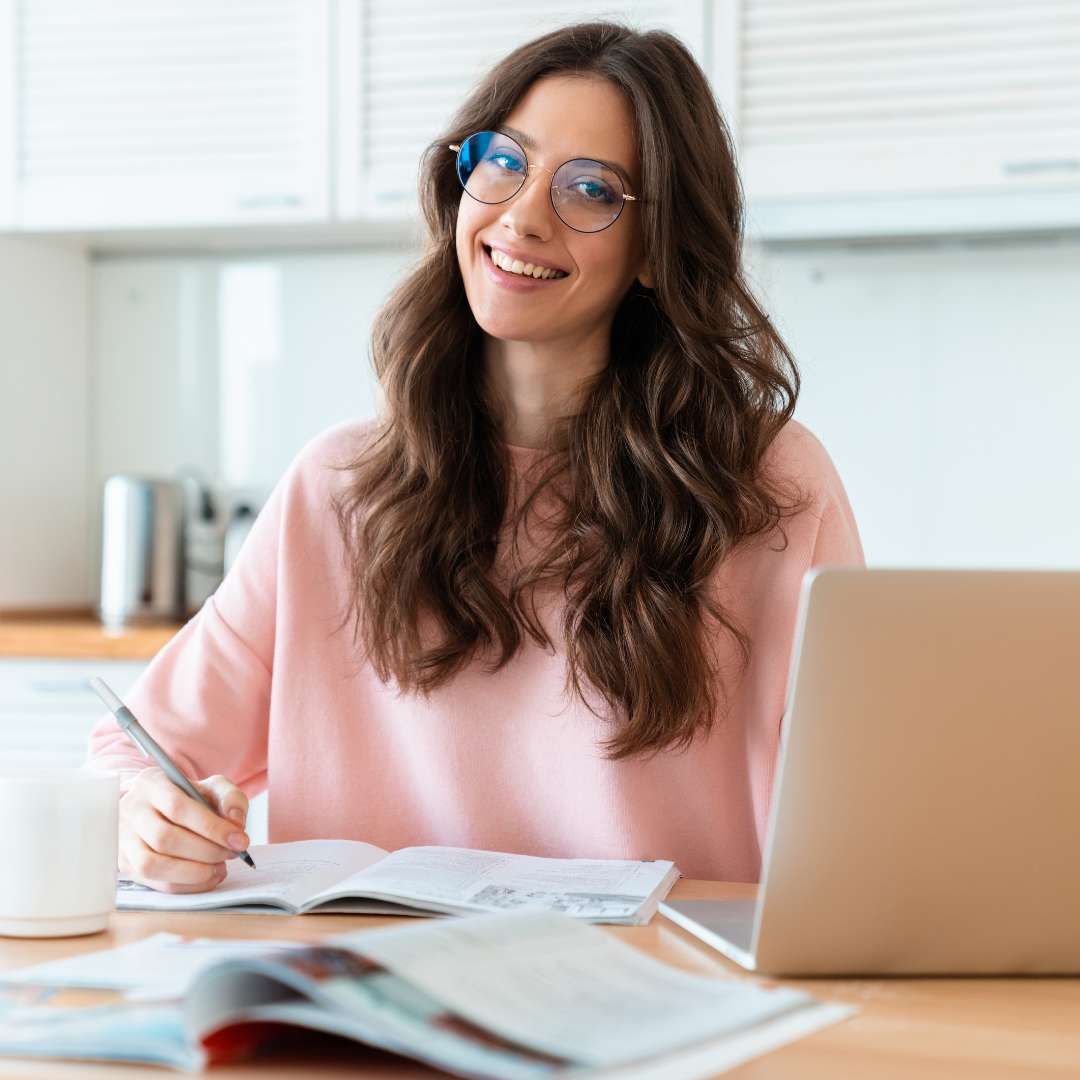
[219,856,346,897]
[120,857,345,899]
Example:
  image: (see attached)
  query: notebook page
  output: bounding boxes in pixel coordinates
[309,847,676,920]
[116,839,388,911]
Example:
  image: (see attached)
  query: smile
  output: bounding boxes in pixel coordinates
[483,244,569,282]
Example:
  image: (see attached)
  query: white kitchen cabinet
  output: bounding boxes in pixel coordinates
[334,0,710,222]
[724,0,1080,240]
[0,657,147,769]
[7,0,1073,244]
[8,0,331,230]
[0,654,269,843]
[0,0,14,228]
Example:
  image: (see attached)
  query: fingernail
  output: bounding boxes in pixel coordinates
[228,808,245,825]
[228,832,248,851]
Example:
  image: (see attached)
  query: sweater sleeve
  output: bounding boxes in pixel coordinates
[84,449,292,797]
[810,462,866,569]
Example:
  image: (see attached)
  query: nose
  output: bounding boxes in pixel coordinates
[497,163,558,235]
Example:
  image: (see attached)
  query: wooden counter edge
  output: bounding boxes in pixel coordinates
[0,609,186,660]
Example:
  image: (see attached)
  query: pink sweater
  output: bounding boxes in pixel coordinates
[87,417,864,882]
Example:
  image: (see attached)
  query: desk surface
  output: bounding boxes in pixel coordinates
[1,879,1078,1079]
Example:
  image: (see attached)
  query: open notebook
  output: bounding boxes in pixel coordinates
[116,840,680,926]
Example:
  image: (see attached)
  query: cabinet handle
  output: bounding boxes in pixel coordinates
[30,679,97,694]
[1001,159,1080,177]
[234,194,304,209]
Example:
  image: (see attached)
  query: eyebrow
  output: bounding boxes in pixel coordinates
[498,125,635,191]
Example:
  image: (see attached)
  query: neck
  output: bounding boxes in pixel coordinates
[482,330,609,449]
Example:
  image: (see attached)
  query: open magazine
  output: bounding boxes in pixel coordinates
[117,840,680,926]
[0,910,856,1077]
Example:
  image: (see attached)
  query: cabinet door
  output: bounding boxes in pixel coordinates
[335,1,708,221]
[14,0,330,229]
[0,655,270,842]
[0,0,14,228]
[0,657,148,768]
[734,0,1080,238]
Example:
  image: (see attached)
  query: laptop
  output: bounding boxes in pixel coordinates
[660,567,1080,976]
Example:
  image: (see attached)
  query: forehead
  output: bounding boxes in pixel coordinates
[500,75,639,185]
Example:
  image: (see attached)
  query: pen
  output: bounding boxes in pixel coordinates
[87,676,256,870]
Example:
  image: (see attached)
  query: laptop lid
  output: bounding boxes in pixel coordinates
[749,567,1080,976]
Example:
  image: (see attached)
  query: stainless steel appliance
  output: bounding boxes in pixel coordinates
[97,473,267,632]
[97,476,186,631]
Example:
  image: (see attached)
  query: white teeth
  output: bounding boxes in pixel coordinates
[488,247,566,280]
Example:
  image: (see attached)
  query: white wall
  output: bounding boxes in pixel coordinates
[748,234,1080,568]
[86,247,410,603]
[88,233,1080,590]
[0,235,90,608]
[6,231,1079,613]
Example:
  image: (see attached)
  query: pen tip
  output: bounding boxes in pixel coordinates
[242,852,256,869]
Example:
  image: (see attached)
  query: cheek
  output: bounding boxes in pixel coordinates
[457,192,495,234]
[574,238,636,294]
[454,195,472,255]
[456,198,496,263]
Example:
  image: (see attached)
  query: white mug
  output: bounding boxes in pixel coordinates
[0,768,120,937]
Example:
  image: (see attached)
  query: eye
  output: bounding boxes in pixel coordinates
[488,150,526,173]
[569,177,617,204]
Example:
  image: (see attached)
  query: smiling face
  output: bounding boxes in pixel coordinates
[455,74,653,349]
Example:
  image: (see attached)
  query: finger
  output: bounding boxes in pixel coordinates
[120,846,222,892]
[138,806,237,864]
[124,837,228,889]
[146,774,249,854]
[197,774,249,829]
[145,878,227,895]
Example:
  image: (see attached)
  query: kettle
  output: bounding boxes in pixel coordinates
[97,471,265,632]
[98,475,187,631]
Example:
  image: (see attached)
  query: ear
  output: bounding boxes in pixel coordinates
[636,264,655,290]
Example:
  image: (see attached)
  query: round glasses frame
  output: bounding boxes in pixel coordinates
[448,130,639,234]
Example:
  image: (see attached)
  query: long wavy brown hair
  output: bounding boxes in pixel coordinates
[330,19,810,760]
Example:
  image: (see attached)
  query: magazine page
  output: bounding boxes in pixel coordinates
[332,910,847,1070]
[0,997,202,1072]
[0,912,852,1077]
[185,943,570,1079]
[307,846,678,922]
[116,839,388,912]
[0,931,308,998]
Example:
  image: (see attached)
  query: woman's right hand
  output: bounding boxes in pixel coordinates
[118,766,251,893]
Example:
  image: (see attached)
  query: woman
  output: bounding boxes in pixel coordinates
[88,20,863,892]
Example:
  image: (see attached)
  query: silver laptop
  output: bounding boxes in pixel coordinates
[661,567,1080,976]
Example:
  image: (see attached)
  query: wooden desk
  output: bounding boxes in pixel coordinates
[1,879,1078,1079]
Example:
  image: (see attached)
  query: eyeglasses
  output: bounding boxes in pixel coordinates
[448,130,639,234]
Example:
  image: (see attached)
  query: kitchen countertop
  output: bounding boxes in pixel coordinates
[0,608,186,659]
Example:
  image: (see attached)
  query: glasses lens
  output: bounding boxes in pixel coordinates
[456,131,527,203]
[456,132,625,232]
[552,159,624,232]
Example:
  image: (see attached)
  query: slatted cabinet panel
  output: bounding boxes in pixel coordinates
[0,655,271,843]
[0,0,13,228]
[734,0,1080,236]
[336,0,709,220]
[0,657,147,769]
[12,0,330,229]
